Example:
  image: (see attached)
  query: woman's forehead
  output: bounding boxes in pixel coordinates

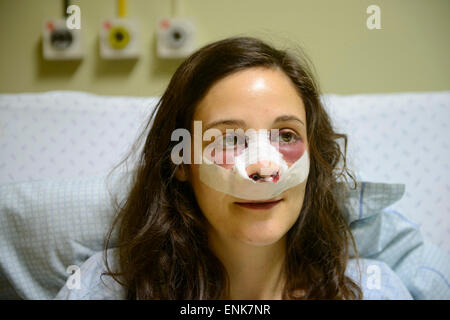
[193,67,306,127]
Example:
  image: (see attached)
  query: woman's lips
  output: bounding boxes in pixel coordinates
[234,199,283,210]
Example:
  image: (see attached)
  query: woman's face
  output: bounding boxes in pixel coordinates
[189,67,308,246]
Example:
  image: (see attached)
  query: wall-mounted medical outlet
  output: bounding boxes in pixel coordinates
[157,18,195,59]
[99,18,139,59]
[42,19,83,60]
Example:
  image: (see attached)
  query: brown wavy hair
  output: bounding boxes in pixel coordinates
[103,36,362,299]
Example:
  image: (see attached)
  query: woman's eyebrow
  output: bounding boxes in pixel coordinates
[203,115,305,130]
[204,119,246,130]
[273,115,305,127]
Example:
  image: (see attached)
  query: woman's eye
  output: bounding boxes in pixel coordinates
[222,134,246,148]
[278,130,299,144]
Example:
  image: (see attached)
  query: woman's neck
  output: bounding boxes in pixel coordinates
[209,231,287,300]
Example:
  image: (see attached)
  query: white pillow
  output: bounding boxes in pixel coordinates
[0,172,130,299]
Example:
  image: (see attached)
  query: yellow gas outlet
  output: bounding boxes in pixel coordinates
[108,26,130,50]
[100,18,139,59]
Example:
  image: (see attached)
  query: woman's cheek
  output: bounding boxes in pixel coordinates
[211,149,237,170]
[277,140,306,165]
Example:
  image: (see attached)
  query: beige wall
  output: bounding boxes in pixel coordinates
[0,0,449,96]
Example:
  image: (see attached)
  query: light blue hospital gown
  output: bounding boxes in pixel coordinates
[54,248,412,300]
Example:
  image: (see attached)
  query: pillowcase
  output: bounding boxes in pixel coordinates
[1,175,448,299]
[337,181,450,299]
[0,171,131,299]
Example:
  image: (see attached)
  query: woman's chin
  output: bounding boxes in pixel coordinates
[231,225,286,247]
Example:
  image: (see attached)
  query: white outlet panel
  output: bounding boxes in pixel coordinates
[157,18,196,59]
[99,18,140,59]
[42,19,83,60]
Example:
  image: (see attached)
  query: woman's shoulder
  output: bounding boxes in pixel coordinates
[346,258,413,300]
[54,248,127,300]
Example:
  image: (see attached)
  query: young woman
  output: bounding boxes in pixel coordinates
[55,36,412,300]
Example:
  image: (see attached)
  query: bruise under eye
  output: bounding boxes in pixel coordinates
[269,129,305,164]
[208,134,246,168]
[210,148,237,169]
[277,133,306,164]
[276,138,306,164]
[206,129,306,167]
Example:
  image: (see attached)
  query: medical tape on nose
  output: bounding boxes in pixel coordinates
[199,130,310,200]
[234,130,286,178]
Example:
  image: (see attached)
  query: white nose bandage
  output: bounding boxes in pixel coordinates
[198,130,309,200]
